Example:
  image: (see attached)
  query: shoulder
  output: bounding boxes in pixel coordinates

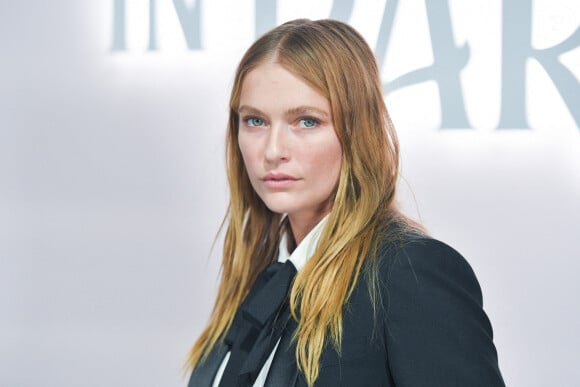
[366,229,505,386]
[375,233,483,305]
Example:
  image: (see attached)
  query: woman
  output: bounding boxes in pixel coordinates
[187,19,505,387]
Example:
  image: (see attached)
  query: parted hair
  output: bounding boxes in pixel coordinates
[187,18,409,386]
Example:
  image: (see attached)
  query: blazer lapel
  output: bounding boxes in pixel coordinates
[188,342,229,387]
[264,319,299,387]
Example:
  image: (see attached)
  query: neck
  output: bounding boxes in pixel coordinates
[288,210,328,245]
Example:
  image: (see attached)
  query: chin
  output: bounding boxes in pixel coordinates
[262,203,295,215]
[259,198,298,215]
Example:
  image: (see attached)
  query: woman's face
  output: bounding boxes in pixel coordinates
[238,61,342,234]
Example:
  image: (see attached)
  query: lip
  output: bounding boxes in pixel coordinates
[262,172,299,189]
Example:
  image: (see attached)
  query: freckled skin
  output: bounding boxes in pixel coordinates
[237,62,342,243]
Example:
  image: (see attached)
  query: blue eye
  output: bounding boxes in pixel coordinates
[246,117,265,127]
[299,118,319,128]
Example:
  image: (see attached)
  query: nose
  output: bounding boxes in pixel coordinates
[264,122,290,163]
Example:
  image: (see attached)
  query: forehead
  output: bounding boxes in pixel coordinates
[239,62,330,114]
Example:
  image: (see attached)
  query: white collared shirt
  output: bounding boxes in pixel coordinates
[212,216,328,387]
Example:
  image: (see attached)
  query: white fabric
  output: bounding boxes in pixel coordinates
[212,215,328,387]
[277,215,328,270]
[211,352,230,387]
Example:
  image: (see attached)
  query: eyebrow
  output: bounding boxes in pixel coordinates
[238,105,330,119]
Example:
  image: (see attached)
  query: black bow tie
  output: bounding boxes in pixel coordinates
[218,260,298,387]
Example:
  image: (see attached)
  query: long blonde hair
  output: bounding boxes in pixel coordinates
[188,19,407,386]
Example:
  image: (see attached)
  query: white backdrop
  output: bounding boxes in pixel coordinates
[0,1,579,386]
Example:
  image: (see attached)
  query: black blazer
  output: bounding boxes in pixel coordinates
[188,235,505,386]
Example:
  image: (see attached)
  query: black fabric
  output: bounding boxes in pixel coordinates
[187,342,228,387]
[218,260,297,387]
[188,234,505,386]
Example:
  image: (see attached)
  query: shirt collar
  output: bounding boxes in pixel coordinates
[277,215,329,271]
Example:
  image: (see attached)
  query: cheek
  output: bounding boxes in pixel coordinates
[308,141,342,186]
[325,136,343,171]
[327,149,343,186]
[237,135,256,170]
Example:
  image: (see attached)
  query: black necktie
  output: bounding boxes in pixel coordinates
[218,260,297,387]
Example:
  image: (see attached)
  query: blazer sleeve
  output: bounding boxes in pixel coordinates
[379,237,505,387]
